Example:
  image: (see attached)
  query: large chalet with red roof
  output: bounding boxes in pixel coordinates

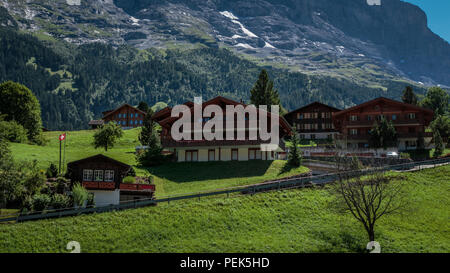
[153,96,293,162]
[332,97,434,150]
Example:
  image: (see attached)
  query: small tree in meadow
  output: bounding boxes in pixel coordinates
[433,131,444,158]
[93,122,123,152]
[288,134,302,167]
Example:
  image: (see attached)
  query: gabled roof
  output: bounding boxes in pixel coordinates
[67,154,131,169]
[333,97,434,118]
[285,102,341,117]
[102,103,147,119]
[152,101,194,122]
[156,96,293,135]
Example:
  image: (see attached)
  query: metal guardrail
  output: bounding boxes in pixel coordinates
[1,157,449,224]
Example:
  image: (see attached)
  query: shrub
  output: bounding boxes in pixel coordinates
[31,194,51,212]
[51,194,71,209]
[0,120,28,143]
[87,193,95,207]
[56,176,69,194]
[123,176,136,184]
[46,163,58,178]
[72,183,88,207]
[400,153,411,159]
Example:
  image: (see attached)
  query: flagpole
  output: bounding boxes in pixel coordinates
[63,132,67,174]
[59,136,62,175]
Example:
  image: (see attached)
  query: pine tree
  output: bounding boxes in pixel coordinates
[137,109,163,166]
[369,117,397,149]
[401,86,418,105]
[250,69,283,112]
[137,101,149,113]
[288,134,302,167]
[433,131,444,158]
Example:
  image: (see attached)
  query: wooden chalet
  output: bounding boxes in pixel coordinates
[67,154,155,206]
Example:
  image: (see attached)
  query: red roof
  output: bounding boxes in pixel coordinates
[333,97,434,118]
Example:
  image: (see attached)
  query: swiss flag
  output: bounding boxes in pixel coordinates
[59,134,66,141]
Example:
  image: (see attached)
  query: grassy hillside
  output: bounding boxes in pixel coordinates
[10,129,309,197]
[0,166,448,253]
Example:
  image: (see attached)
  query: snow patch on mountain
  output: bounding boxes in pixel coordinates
[220,11,258,38]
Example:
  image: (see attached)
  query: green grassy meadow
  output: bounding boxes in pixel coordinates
[0,166,448,253]
[9,129,309,197]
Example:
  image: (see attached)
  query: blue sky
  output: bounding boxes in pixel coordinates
[402,0,450,43]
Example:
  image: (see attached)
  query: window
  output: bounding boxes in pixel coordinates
[135,120,138,125]
[140,120,143,124]
[350,115,358,121]
[136,114,139,118]
[208,150,215,161]
[377,115,385,121]
[392,114,397,121]
[186,150,198,162]
[299,114,304,120]
[300,134,305,139]
[231,149,239,161]
[367,115,372,121]
[118,114,122,118]
[249,149,261,160]
[130,113,133,118]
[94,170,103,181]
[104,170,114,182]
[350,129,358,135]
[83,169,93,181]
[123,114,127,118]
[408,113,416,120]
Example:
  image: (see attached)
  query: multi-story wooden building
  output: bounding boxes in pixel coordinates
[154,96,293,162]
[332,97,434,150]
[95,104,147,129]
[284,102,341,140]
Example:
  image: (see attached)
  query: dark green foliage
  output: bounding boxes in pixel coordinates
[137,102,149,113]
[417,132,425,150]
[56,176,70,194]
[0,120,28,143]
[433,131,444,158]
[288,134,302,167]
[30,194,51,212]
[401,86,418,105]
[0,81,42,143]
[369,118,398,149]
[46,163,58,178]
[250,69,283,112]
[421,87,449,116]
[431,115,450,143]
[138,109,156,146]
[93,122,124,152]
[138,109,163,166]
[50,194,71,209]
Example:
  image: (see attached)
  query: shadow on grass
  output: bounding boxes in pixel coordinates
[278,163,297,176]
[144,161,273,183]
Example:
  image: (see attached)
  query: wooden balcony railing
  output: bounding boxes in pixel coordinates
[119,184,155,192]
[82,181,115,190]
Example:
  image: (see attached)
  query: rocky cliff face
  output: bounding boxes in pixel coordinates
[2,0,450,86]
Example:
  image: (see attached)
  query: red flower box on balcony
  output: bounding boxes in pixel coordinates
[138,184,156,191]
[98,182,116,190]
[120,184,138,190]
[82,182,99,189]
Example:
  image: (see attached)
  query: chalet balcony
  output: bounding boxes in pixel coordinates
[161,138,284,148]
[119,183,155,192]
[345,119,423,127]
[335,132,433,141]
[82,181,116,190]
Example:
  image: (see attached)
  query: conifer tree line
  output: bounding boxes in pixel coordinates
[1,19,436,131]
